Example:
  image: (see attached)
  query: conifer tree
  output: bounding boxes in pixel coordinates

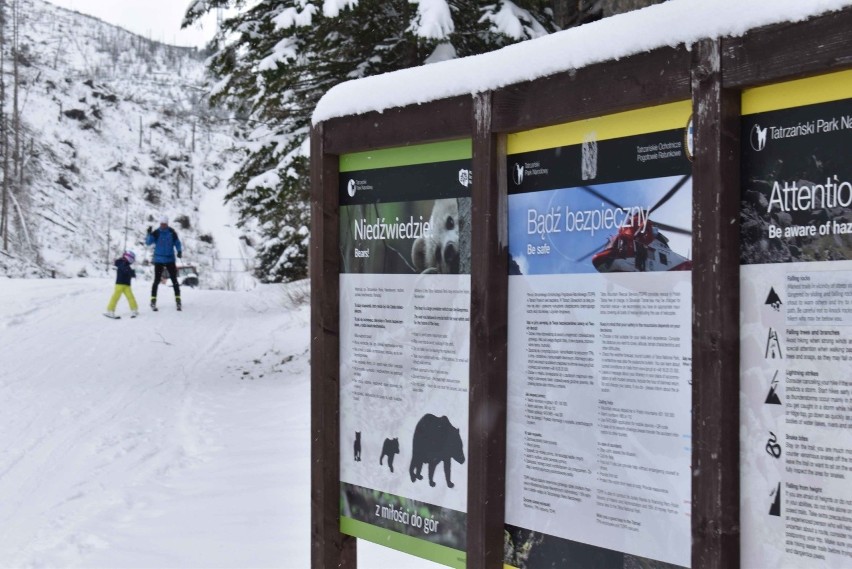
[184,0,558,282]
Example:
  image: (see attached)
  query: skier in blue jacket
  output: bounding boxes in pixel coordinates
[146,215,183,311]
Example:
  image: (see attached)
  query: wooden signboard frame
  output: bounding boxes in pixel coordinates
[311,8,852,569]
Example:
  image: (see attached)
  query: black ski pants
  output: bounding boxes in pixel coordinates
[151,262,181,302]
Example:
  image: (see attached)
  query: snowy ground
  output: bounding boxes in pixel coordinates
[0,278,437,568]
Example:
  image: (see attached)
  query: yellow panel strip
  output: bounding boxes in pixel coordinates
[507,100,691,155]
[742,69,852,115]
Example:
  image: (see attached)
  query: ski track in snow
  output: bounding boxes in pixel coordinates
[0,278,310,567]
[0,279,437,568]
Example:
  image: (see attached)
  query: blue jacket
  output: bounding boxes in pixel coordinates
[114,258,136,285]
[146,227,182,264]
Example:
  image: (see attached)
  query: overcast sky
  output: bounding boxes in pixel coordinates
[46,0,219,48]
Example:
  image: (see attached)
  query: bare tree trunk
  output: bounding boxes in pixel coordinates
[551,0,573,29]
[7,186,30,248]
[551,0,661,29]
[106,212,111,273]
[52,36,62,68]
[190,122,195,200]
[0,0,8,251]
[600,0,665,17]
[12,0,19,191]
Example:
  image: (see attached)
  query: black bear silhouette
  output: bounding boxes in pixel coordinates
[354,431,361,462]
[409,414,465,488]
[380,437,400,472]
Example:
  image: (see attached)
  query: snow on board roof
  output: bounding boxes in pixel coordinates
[313,0,852,124]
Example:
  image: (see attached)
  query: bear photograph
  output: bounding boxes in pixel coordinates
[339,197,471,275]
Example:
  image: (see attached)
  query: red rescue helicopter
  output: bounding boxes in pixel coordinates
[580,175,692,273]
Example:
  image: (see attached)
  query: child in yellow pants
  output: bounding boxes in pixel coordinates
[105,251,139,319]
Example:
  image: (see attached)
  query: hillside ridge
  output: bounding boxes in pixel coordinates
[1,0,250,285]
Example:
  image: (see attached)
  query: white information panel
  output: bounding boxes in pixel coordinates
[741,71,852,568]
[337,141,472,569]
[504,103,693,569]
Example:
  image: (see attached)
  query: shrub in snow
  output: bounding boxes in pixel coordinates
[148,163,167,178]
[63,109,86,121]
[175,214,191,230]
[143,185,162,205]
[56,175,73,191]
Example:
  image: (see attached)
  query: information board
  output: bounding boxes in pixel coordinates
[503,102,693,569]
[740,70,852,568]
[338,140,471,568]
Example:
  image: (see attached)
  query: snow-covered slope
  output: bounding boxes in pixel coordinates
[1,0,252,286]
[0,279,438,568]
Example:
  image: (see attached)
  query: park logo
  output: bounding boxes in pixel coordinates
[750,123,769,152]
[458,168,472,188]
[346,178,373,197]
[684,114,695,161]
[512,163,524,186]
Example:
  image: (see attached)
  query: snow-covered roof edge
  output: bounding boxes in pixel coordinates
[313,0,852,124]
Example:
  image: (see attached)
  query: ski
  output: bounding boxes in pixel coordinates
[103,313,121,320]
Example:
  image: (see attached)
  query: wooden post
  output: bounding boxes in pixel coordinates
[690,38,741,569]
[310,122,356,569]
[466,92,509,569]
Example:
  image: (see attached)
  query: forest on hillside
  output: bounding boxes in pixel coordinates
[184,0,665,283]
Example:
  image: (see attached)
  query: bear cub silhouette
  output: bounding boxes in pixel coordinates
[380,437,400,472]
[409,414,465,488]
[354,431,361,462]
